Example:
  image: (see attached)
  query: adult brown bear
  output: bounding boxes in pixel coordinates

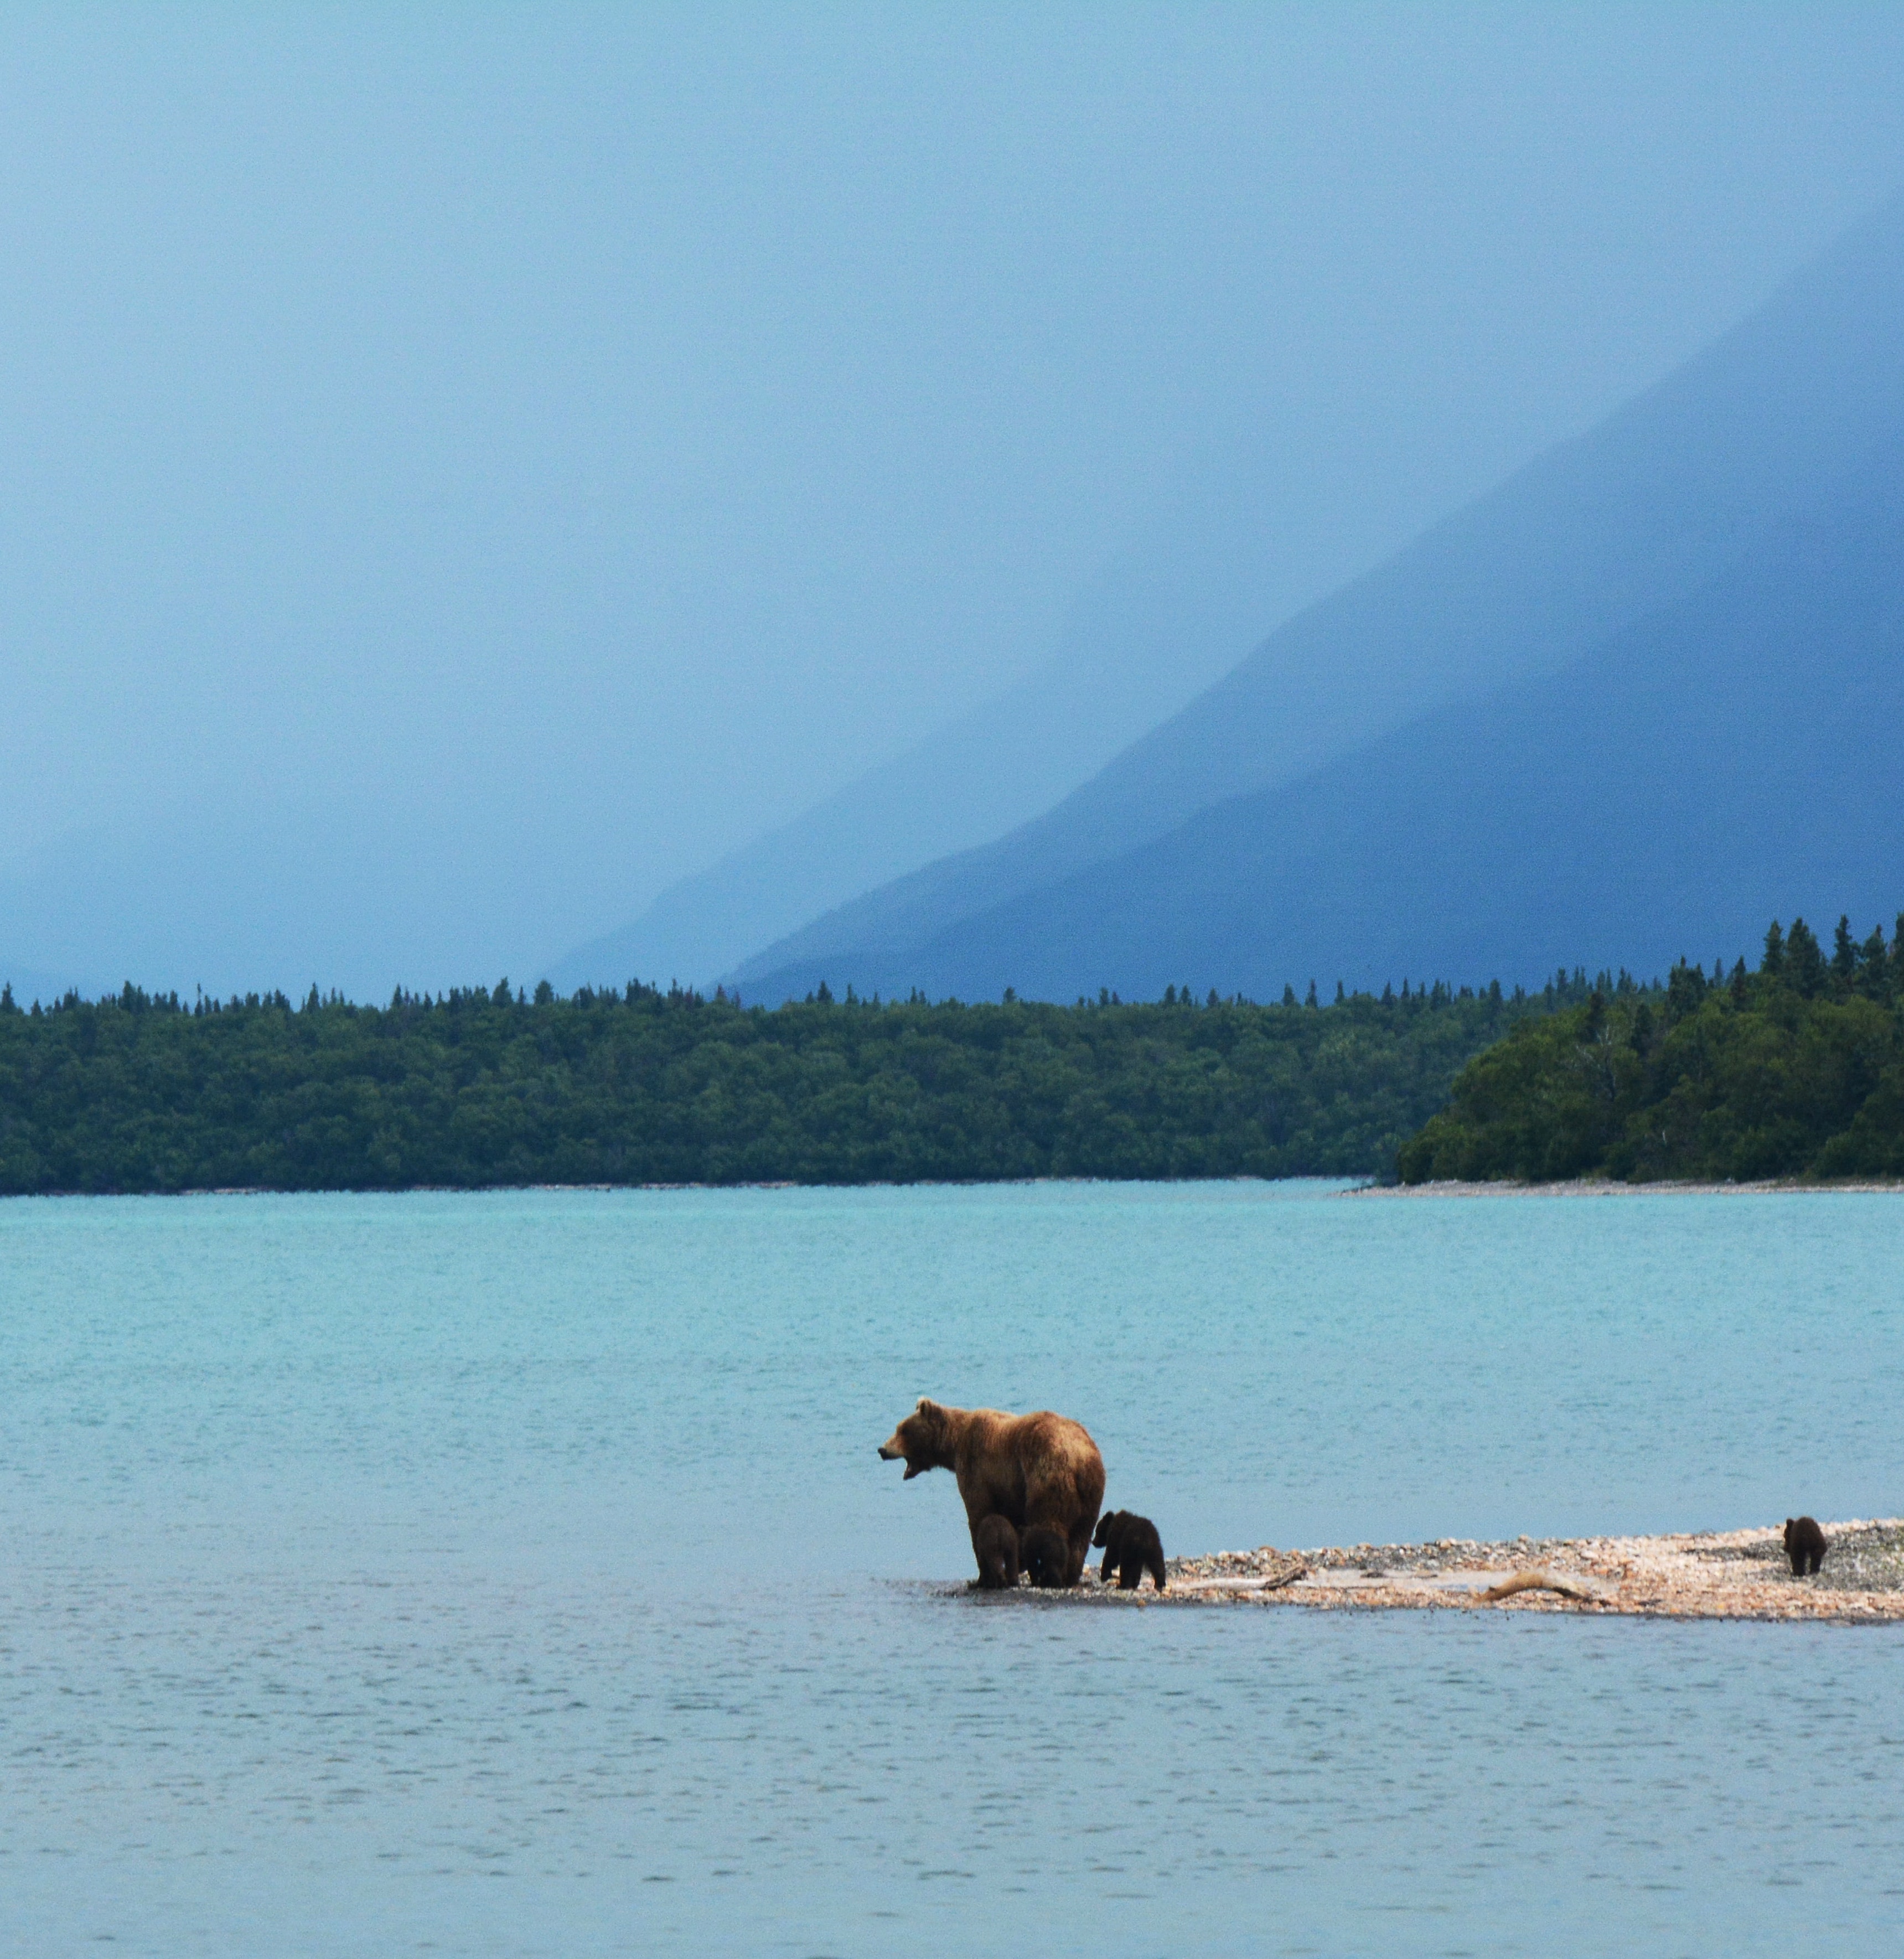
[878,1398,1105,1587]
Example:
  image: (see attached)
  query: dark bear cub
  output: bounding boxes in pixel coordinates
[1020,1524,1071,1589]
[973,1514,1021,1590]
[1094,1509,1167,1592]
[1783,1515,1827,1577]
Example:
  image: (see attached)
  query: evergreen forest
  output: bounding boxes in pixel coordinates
[1398,914,1904,1184]
[0,973,1578,1195]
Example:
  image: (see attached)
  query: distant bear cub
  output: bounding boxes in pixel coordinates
[1784,1515,1827,1577]
[973,1515,1020,1590]
[1094,1510,1167,1592]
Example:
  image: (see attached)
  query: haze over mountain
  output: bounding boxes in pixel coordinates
[548,411,1471,993]
[8,13,1904,1003]
[738,194,1904,1006]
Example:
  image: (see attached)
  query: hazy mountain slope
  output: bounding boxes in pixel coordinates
[730,194,1904,996]
[546,393,1475,994]
[545,609,1225,996]
[748,433,1904,1004]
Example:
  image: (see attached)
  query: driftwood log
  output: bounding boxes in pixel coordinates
[1476,1568,1601,1604]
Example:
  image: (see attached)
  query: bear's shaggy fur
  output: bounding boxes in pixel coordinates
[1020,1525,1070,1589]
[1093,1509,1167,1592]
[1784,1515,1827,1576]
[973,1514,1021,1590]
[878,1397,1105,1587]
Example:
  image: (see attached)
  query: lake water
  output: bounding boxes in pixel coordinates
[3,1181,1903,1955]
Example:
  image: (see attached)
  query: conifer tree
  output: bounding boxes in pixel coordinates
[1630,999,1655,1057]
[1786,918,1825,998]
[1664,958,1706,1026]
[1860,927,1890,1001]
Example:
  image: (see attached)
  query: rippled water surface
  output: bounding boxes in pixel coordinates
[4,1183,1903,1955]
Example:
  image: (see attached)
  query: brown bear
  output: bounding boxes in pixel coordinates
[878,1397,1105,1587]
[973,1514,1021,1590]
[1094,1510,1167,1592]
[1020,1525,1070,1589]
[1784,1515,1827,1577]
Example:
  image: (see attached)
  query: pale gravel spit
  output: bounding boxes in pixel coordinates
[950,1519,1904,1623]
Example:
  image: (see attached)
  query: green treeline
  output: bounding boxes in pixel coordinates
[0,972,1579,1194]
[1398,914,1904,1184]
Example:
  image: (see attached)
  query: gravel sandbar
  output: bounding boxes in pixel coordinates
[958,1520,1904,1622]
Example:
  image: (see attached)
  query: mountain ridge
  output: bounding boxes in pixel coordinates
[730,192,1904,1001]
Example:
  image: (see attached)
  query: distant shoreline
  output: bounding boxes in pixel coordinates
[1352,1178,1904,1197]
[8,1173,1904,1201]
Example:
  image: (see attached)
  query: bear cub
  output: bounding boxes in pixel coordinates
[973,1514,1021,1590]
[1020,1524,1072,1589]
[1094,1510,1167,1592]
[1783,1515,1827,1577]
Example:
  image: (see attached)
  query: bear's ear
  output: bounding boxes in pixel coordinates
[917,1397,941,1418]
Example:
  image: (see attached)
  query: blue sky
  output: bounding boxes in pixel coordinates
[6,6,1904,996]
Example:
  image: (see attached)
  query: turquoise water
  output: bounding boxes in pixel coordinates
[3,1182,1903,1955]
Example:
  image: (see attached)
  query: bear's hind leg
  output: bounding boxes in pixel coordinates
[1146,1549,1167,1593]
[1065,1521,1095,1588]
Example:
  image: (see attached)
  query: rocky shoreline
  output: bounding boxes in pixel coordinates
[956,1520,1904,1621]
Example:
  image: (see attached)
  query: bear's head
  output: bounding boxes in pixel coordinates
[1092,1511,1127,1549]
[878,1397,952,1479]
